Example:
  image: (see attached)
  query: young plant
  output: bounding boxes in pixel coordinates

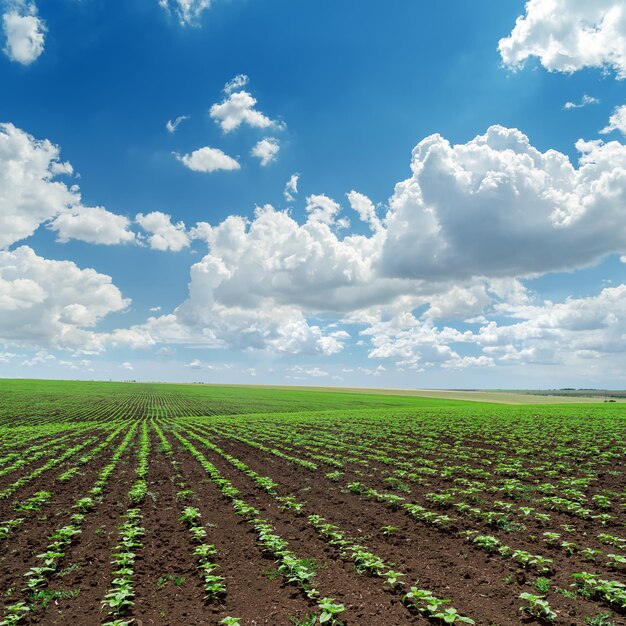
[519,593,556,622]
[318,597,345,625]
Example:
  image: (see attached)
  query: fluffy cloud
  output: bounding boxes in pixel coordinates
[50,206,135,245]
[210,88,281,133]
[2,1,45,65]
[176,146,240,172]
[136,211,190,251]
[304,194,343,225]
[106,124,626,363]
[13,119,623,371]
[347,190,382,232]
[159,0,210,26]
[499,0,626,78]
[0,246,129,353]
[0,122,136,248]
[381,126,626,280]
[0,122,75,249]
[361,283,626,371]
[476,285,626,366]
[600,104,626,136]
[363,313,492,370]
[251,137,280,166]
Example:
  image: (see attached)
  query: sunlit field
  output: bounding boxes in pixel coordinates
[0,380,623,625]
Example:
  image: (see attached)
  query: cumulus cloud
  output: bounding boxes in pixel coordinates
[210,88,282,133]
[11,119,625,372]
[284,173,299,202]
[360,283,626,371]
[104,206,362,356]
[600,104,626,136]
[499,0,626,78]
[105,121,626,365]
[136,211,190,252]
[251,137,280,166]
[166,114,189,133]
[0,246,129,353]
[50,206,135,245]
[476,285,626,367]
[304,194,342,225]
[381,125,626,280]
[159,0,210,26]
[563,95,600,110]
[176,146,240,172]
[363,313,492,370]
[120,361,134,371]
[0,122,136,248]
[2,1,45,65]
[0,122,76,249]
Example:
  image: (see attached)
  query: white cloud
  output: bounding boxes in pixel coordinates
[50,206,135,245]
[120,361,134,371]
[0,122,75,249]
[284,173,299,202]
[251,137,280,166]
[105,119,626,362]
[176,146,240,173]
[476,285,626,366]
[159,0,210,26]
[304,194,342,225]
[166,114,189,133]
[9,120,624,372]
[600,104,626,136]
[363,313,488,370]
[105,205,358,356]
[563,95,600,110]
[210,90,281,133]
[224,74,249,94]
[57,358,93,372]
[499,0,626,78]
[288,366,329,378]
[184,358,230,370]
[2,1,45,65]
[0,246,129,353]
[0,122,137,248]
[347,190,382,232]
[0,351,16,363]
[22,350,55,367]
[381,126,626,280]
[136,211,190,252]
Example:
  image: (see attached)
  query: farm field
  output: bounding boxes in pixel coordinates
[0,380,625,625]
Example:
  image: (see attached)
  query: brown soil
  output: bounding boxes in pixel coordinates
[202,429,624,626]
[1,423,623,626]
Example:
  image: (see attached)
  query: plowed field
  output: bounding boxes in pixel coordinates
[0,380,624,626]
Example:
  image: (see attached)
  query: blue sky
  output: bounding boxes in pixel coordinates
[2,0,626,388]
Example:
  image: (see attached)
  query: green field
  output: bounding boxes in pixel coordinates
[0,379,625,625]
